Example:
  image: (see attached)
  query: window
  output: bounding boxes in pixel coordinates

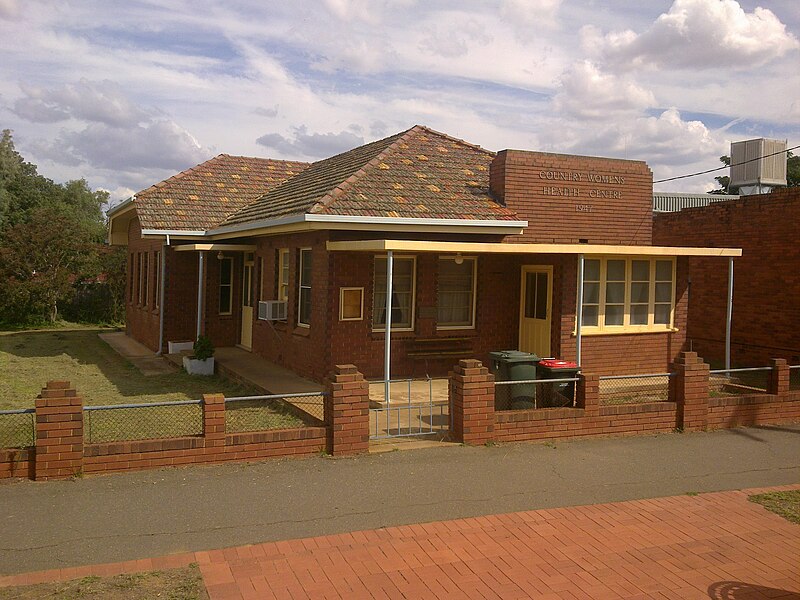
[437,257,476,329]
[298,249,312,326]
[138,253,147,306]
[128,253,135,303]
[219,257,233,315]
[242,255,254,309]
[373,256,415,330]
[154,251,161,310]
[580,257,675,331]
[340,288,364,321]
[257,257,264,302]
[277,248,289,302]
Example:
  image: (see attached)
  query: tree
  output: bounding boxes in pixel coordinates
[0,130,111,324]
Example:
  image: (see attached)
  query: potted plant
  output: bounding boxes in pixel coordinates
[183,335,215,376]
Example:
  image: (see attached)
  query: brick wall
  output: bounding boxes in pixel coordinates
[125,218,163,352]
[0,372,372,480]
[653,188,800,365]
[448,354,800,446]
[491,150,654,245]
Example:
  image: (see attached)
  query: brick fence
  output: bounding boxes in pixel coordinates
[0,364,369,481]
[450,352,800,445]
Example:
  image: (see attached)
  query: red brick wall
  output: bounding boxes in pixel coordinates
[251,231,331,382]
[653,188,800,365]
[125,218,163,351]
[491,150,654,245]
[162,249,199,348]
[707,391,800,430]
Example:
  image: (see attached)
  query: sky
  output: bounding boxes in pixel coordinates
[1,0,798,207]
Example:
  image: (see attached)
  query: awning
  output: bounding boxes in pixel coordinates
[326,239,741,257]
[174,243,256,252]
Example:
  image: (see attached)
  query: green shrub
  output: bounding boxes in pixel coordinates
[192,335,214,361]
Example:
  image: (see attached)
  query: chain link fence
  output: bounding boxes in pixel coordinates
[709,367,771,396]
[599,373,672,405]
[84,400,203,444]
[225,392,325,433]
[0,409,36,448]
[495,378,578,410]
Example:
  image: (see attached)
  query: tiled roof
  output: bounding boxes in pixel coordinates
[223,125,518,226]
[133,154,309,230]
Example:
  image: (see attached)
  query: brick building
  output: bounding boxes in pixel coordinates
[108,125,739,382]
[654,187,800,366]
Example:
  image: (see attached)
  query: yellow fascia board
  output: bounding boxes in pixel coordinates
[174,243,257,252]
[326,239,742,258]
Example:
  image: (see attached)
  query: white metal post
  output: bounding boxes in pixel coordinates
[157,243,167,355]
[726,257,734,371]
[384,251,393,407]
[196,250,205,340]
[576,254,584,366]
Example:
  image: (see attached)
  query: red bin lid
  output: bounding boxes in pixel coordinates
[538,359,578,368]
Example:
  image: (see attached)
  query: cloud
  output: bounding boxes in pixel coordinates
[419,20,492,58]
[501,0,562,31]
[12,79,153,127]
[38,120,208,171]
[553,61,656,119]
[583,0,800,70]
[256,126,364,158]
[0,0,18,19]
[253,106,278,118]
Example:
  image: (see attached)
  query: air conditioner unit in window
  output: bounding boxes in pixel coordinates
[258,300,287,321]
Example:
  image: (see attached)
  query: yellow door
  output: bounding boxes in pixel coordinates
[519,266,552,357]
[240,254,254,350]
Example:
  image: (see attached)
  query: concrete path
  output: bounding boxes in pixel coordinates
[2,485,798,599]
[98,331,176,376]
[1,425,798,576]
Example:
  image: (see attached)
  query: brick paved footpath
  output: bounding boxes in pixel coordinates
[2,485,798,599]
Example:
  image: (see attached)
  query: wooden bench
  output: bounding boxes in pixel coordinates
[406,337,474,362]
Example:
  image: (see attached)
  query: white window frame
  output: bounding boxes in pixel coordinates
[372,255,416,332]
[154,250,160,311]
[436,256,477,330]
[277,248,289,303]
[578,256,676,334]
[218,256,234,316]
[138,252,146,306]
[297,248,312,327]
[339,287,364,321]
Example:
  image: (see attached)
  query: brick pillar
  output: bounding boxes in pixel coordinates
[325,365,369,456]
[672,351,710,431]
[767,358,789,397]
[450,359,495,445]
[34,381,83,481]
[203,393,226,449]
[576,373,599,417]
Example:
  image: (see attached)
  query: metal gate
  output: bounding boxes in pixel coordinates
[369,377,450,440]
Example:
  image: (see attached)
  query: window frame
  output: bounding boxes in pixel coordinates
[277,248,289,303]
[436,256,478,330]
[372,255,417,332]
[218,256,234,316]
[297,248,312,328]
[138,252,147,306]
[154,250,161,311]
[577,256,676,334]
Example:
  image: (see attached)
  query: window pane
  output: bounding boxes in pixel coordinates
[584,259,600,281]
[605,305,624,326]
[655,282,672,303]
[607,260,625,281]
[632,260,649,281]
[220,258,232,284]
[300,250,312,285]
[582,305,598,327]
[630,304,648,325]
[606,282,625,304]
[656,260,672,281]
[535,272,548,320]
[299,289,312,324]
[583,282,599,304]
[630,282,649,303]
[438,258,474,327]
[524,272,536,318]
[373,257,414,328]
[654,304,671,325]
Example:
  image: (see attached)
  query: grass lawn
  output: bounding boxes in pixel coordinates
[0,565,208,599]
[749,490,800,525]
[0,329,306,446]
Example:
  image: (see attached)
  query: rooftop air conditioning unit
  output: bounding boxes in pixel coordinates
[729,138,787,194]
[258,300,287,321]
